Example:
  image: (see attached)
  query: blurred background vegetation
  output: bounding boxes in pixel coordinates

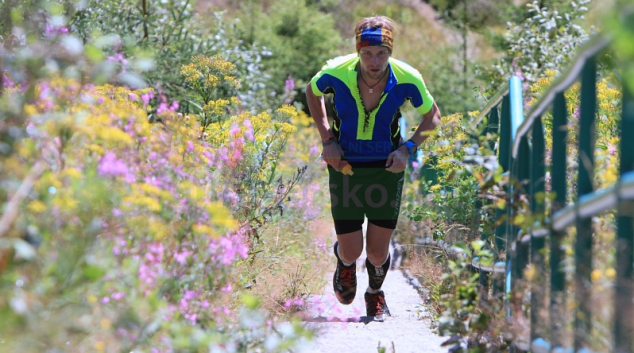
[1,0,631,351]
[192,0,608,118]
[0,0,607,118]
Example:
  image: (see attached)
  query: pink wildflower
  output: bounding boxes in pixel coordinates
[230,124,241,137]
[285,75,295,90]
[175,250,191,264]
[608,143,617,155]
[183,290,196,300]
[112,292,125,300]
[156,102,169,115]
[244,129,254,142]
[98,152,129,177]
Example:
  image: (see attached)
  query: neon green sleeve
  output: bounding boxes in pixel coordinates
[414,76,434,115]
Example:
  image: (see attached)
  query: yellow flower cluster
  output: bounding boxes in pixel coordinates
[206,107,297,147]
[422,113,469,167]
[180,55,239,91]
[14,76,245,245]
[203,99,231,119]
[281,109,320,166]
[292,110,313,128]
[206,202,238,230]
[122,194,162,213]
[93,85,153,105]
[531,70,622,191]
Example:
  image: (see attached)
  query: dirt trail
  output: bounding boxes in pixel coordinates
[300,224,446,353]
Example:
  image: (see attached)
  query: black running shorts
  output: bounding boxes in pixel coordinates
[327,160,405,235]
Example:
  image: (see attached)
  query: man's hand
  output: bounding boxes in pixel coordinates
[385,145,409,173]
[322,142,345,171]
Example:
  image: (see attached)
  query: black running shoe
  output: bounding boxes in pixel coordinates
[365,290,391,321]
[366,254,390,291]
[333,241,357,304]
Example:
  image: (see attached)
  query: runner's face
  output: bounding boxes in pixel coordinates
[358,46,390,80]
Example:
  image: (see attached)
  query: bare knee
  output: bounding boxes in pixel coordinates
[339,245,362,264]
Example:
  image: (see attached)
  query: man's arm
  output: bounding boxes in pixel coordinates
[386,102,441,172]
[305,83,345,170]
[305,83,332,141]
[408,101,441,146]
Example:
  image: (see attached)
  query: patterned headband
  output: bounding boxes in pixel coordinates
[355,27,393,52]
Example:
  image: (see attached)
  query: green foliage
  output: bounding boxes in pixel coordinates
[410,177,479,241]
[605,1,634,95]
[67,0,277,111]
[437,242,505,353]
[420,42,484,116]
[237,0,343,99]
[406,113,496,240]
[478,0,592,91]
[0,2,317,351]
[428,0,515,30]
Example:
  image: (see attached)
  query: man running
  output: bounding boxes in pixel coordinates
[305,15,441,321]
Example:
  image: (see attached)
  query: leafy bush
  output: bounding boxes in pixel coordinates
[0,5,315,351]
[405,113,495,241]
[436,241,505,353]
[236,0,343,103]
[65,0,278,112]
[478,0,592,92]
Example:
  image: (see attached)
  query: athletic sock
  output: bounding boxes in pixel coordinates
[366,286,381,294]
[366,253,391,291]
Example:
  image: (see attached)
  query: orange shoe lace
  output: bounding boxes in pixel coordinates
[339,265,356,287]
[367,293,386,316]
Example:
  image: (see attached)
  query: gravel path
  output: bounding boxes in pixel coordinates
[300,239,447,353]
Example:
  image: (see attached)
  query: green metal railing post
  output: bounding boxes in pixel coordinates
[529,116,546,344]
[478,108,499,292]
[514,136,530,284]
[500,93,513,312]
[550,92,568,350]
[508,76,526,352]
[502,94,513,302]
[614,82,634,353]
[509,76,527,289]
[488,105,500,152]
[574,56,597,351]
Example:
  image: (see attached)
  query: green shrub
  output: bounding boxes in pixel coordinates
[236,0,343,101]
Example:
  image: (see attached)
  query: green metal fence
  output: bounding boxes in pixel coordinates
[473,35,634,353]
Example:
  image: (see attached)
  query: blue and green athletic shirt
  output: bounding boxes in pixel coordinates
[310,53,434,162]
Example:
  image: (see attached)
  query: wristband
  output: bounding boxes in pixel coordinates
[322,136,335,142]
[322,137,337,147]
[403,140,418,162]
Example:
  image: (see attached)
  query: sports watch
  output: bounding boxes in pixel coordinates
[403,140,418,161]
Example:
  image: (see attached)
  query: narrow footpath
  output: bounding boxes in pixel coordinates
[301,235,446,353]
